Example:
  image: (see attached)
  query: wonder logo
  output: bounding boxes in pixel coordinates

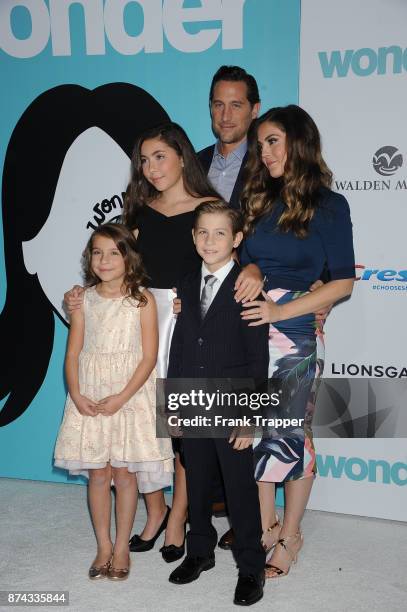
[316,455,407,486]
[318,46,407,78]
[373,146,403,176]
[0,0,246,58]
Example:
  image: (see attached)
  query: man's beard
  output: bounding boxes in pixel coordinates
[213,124,246,146]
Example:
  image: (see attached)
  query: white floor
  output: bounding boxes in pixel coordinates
[0,478,406,612]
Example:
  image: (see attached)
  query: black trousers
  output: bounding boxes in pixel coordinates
[182,437,265,575]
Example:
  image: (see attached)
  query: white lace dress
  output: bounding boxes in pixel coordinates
[54,286,173,492]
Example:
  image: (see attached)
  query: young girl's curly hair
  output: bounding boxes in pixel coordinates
[82,223,148,306]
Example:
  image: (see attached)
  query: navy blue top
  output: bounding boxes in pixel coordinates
[240,189,355,291]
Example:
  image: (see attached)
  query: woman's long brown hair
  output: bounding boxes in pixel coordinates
[123,122,220,230]
[82,223,148,306]
[241,105,333,237]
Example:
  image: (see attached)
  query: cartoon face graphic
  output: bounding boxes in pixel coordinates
[0,83,169,426]
[22,127,131,320]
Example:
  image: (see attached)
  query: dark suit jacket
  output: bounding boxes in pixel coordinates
[167,263,268,385]
[198,145,248,210]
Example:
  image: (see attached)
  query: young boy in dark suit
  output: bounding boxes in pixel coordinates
[167,201,268,606]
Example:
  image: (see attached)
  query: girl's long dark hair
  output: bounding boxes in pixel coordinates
[0,83,168,427]
[123,122,220,229]
[241,105,333,237]
[83,223,148,306]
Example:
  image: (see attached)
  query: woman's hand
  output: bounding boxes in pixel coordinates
[234,264,264,303]
[73,394,98,416]
[172,287,181,315]
[97,394,124,416]
[64,285,84,314]
[309,279,333,325]
[241,290,282,326]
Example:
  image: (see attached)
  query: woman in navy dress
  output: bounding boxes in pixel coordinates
[240,105,355,577]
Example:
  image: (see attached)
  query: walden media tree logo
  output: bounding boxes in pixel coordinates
[373,146,403,176]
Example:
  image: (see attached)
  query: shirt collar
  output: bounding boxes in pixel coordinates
[201,258,234,284]
[214,139,247,161]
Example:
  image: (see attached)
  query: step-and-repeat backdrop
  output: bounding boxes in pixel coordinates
[1,0,406,520]
[300,0,407,520]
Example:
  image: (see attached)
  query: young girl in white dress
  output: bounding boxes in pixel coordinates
[54,223,173,580]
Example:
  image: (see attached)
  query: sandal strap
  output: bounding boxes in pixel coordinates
[265,517,281,533]
[277,532,302,559]
[264,513,281,534]
[265,562,285,576]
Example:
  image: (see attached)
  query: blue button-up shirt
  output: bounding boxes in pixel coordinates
[207,140,247,203]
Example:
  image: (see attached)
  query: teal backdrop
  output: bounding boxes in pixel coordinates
[0,0,300,500]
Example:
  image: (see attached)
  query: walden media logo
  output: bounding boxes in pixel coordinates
[334,147,406,192]
[316,455,407,486]
[373,146,403,176]
[319,46,407,78]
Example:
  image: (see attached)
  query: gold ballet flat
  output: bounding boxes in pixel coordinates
[88,556,112,580]
[107,557,131,581]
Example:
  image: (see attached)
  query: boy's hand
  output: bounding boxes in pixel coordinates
[74,394,98,417]
[97,394,123,416]
[234,264,264,303]
[229,426,254,450]
[64,285,85,314]
[172,288,181,315]
[167,418,183,438]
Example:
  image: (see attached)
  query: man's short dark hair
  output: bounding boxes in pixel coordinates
[209,65,260,106]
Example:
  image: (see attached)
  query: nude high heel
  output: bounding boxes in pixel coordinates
[265,532,303,578]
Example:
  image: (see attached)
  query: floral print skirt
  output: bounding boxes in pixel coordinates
[253,289,325,483]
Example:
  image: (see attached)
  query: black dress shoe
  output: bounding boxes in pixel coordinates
[160,523,186,563]
[168,555,215,584]
[129,506,170,552]
[233,573,265,606]
[218,527,235,550]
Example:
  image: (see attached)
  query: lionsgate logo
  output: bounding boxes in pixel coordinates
[332,363,407,379]
[335,145,406,192]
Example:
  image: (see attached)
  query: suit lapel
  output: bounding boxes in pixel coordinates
[199,145,215,174]
[229,151,248,210]
[202,263,239,325]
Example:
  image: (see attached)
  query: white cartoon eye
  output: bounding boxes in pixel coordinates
[22,127,131,320]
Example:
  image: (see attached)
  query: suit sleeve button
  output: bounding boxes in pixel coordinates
[197,337,204,346]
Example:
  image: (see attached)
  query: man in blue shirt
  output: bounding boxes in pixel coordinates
[198,66,261,209]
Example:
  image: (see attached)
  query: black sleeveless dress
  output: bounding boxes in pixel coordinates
[135,206,201,289]
[134,205,201,380]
